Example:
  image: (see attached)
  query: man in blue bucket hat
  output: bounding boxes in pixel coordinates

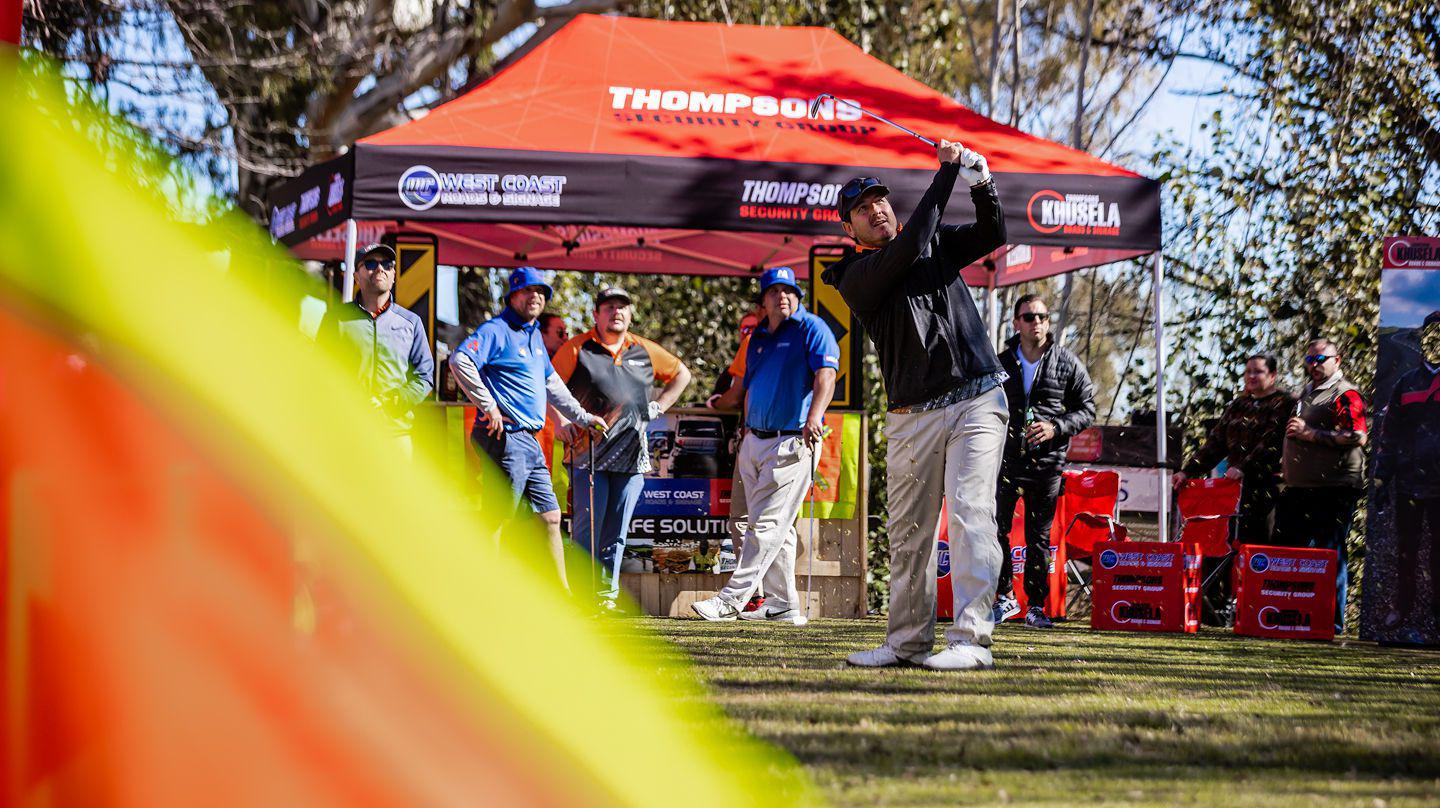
[449,267,607,591]
[692,266,840,625]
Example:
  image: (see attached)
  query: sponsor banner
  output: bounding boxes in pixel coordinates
[549,409,860,570]
[1234,545,1337,641]
[1090,541,1200,633]
[349,145,1162,250]
[267,152,354,246]
[634,478,713,516]
[1384,236,1440,269]
[1362,239,1440,646]
[625,516,730,545]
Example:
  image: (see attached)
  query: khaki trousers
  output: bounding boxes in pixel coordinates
[883,386,1008,656]
[720,433,815,610]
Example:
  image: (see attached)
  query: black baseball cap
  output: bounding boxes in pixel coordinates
[837,177,890,222]
[357,243,396,264]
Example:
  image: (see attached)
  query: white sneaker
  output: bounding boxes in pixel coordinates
[739,605,809,625]
[691,595,739,621]
[846,645,925,668]
[921,640,995,671]
[991,595,1020,623]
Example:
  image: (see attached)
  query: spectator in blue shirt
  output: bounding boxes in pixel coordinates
[449,267,605,592]
[692,267,839,625]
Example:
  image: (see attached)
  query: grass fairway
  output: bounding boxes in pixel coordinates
[644,618,1440,806]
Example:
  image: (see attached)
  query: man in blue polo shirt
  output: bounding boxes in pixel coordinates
[449,267,605,591]
[693,267,839,625]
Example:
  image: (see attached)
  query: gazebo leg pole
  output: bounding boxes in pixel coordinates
[342,218,358,304]
[1152,251,1168,542]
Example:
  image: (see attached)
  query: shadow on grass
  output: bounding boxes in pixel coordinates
[636,617,1440,797]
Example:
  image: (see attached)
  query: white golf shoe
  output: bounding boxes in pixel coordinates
[738,605,809,625]
[921,640,995,671]
[691,595,740,621]
[845,645,927,668]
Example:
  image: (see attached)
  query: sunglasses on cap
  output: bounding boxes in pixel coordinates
[1018,312,1050,323]
[1304,354,1333,364]
[361,258,395,271]
[841,177,883,198]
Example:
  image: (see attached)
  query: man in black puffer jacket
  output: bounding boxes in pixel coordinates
[822,139,1009,672]
[992,294,1095,629]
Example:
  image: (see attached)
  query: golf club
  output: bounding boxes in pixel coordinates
[587,429,597,603]
[807,93,936,147]
[803,425,831,622]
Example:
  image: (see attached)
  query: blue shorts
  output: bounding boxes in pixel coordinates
[473,428,561,515]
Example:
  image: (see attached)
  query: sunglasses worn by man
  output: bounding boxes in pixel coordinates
[1018,312,1049,323]
[1304,354,1333,365]
[362,258,395,271]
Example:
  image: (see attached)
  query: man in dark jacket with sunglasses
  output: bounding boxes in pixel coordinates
[822,140,1008,672]
[991,294,1095,629]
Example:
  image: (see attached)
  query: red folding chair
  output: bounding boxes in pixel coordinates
[1058,469,1127,613]
[1174,477,1243,624]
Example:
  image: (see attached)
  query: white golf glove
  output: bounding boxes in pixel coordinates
[647,400,664,420]
[958,149,991,186]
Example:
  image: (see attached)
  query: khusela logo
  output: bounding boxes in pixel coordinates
[1258,606,1311,630]
[1249,553,1270,573]
[1386,238,1439,268]
[1027,190,1122,237]
[398,165,441,211]
[1110,600,1162,624]
[937,540,951,578]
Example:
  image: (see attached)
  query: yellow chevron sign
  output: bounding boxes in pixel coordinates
[391,234,436,334]
[809,245,862,409]
[389,232,438,395]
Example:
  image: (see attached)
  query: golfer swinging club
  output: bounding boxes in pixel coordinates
[823,139,1009,671]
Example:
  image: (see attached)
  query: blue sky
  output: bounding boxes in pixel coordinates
[1381,269,1440,328]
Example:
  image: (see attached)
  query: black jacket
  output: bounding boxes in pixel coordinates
[998,334,1096,475]
[821,164,1006,409]
[1375,363,1440,499]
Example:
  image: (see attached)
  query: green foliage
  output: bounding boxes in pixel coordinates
[1154,0,1440,467]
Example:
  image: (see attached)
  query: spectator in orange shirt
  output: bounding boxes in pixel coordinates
[536,313,569,470]
[552,287,692,610]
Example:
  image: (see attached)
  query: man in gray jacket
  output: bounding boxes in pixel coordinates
[326,243,435,457]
